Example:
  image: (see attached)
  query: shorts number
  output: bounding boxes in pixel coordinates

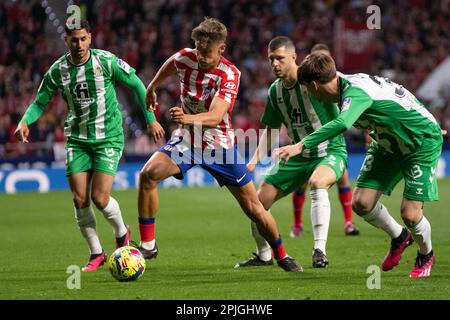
[362,154,374,172]
[105,148,115,157]
[411,165,423,180]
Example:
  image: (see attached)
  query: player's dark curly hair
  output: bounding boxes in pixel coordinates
[191,17,227,47]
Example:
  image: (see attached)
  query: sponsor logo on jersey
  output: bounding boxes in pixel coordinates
[341,97,352,112]
[117,58,131,74]
[223,82,236,90]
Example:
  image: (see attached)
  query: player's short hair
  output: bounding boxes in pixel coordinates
[65,19,91,35]
[310,43,330,53]
[191,17,227,47]
[297,51,337,85]
[268,36,295,52]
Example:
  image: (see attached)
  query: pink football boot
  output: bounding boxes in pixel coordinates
[81,251,107,272]
[381,228,414,271]
[409,251,435,278]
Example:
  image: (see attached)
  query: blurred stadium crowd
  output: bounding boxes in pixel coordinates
[0,0,449,160]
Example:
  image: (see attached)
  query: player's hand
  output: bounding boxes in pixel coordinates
[14,121,29,143]
[146,121,165,143]
[169,106,185,124]
[441,129,447,136]
[274,142,304,166]
[146,85,158,112]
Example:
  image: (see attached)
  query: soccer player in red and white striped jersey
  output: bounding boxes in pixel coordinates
[136,17,302,272]
[172,47,239,149]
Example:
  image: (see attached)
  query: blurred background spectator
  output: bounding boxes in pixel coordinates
[0,0,449,161]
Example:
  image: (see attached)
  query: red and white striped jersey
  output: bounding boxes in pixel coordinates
[173,48,240,149]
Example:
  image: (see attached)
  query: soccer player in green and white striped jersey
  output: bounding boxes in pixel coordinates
[235,37,348,269]
[276,51,444,277]
[291,44,359,238]
[14,20,165,272]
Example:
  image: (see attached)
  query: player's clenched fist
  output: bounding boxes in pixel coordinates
[169,106,185,124]
[14,121,30,143]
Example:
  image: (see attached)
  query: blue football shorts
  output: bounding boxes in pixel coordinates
[159,135,253,187]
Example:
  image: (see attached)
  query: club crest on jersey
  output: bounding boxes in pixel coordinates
[94,65,102,76]
[201,87,212,100]
[117,58,131,74]
[340,97,352,112]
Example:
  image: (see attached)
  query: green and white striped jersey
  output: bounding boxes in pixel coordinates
[302,73,442,155]
[262,79,346,158]
[22,48,153,142]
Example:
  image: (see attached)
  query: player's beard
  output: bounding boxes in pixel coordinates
[71,48,89,64]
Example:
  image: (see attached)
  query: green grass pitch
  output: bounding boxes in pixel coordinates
[0,179,449,300]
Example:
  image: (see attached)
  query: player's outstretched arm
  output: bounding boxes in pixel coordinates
[146,54,178,112]
[15,71,57,143]
[116,70,165,142]
[274,142,304,166]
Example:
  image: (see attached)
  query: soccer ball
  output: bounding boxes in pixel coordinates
[108,246,146,282]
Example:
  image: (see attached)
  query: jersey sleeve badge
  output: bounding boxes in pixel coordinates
[117,58,131,74]
[341,97,352,112]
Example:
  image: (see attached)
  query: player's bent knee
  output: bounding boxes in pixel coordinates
[139,167,164,186]
[72,193,90,209]
[91,192,109,209]
[243,201,265,221]
[352,198,374,216]
[308,177,329,189]
[400,210,418,227]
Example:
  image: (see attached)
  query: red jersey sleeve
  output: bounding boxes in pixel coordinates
[215,65,240,112]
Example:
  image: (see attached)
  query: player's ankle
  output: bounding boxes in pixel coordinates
[140,240,155,250]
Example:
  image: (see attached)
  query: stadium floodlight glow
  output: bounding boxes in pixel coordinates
[120,104,143,137]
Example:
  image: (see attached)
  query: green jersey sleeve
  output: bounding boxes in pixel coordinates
[302,86,373,149]
[21,71,58,125]
[111,56,156,124]
[261,89,283,128]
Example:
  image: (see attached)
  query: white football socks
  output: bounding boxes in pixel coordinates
[408,216,432,255]
[101,197,127,238]
[363,202,403,239]
[75,206,102,255]
[140,240,156,250]
[250,221,272,261]
[310,188,330,255]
